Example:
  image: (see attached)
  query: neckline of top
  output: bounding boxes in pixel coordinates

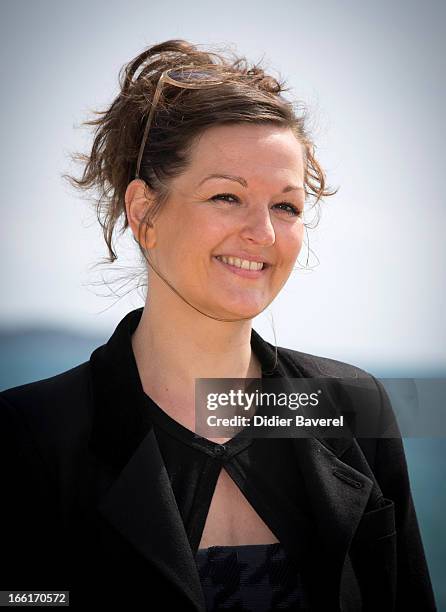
[140,378,259,458]
[196,541,283,553]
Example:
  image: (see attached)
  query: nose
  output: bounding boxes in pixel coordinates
[239,206,276,247]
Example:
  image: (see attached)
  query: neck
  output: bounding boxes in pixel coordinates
[131,286,262,405]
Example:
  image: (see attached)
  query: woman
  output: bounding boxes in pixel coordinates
[0,39,436,611]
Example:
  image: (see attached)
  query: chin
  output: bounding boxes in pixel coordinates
[199,288,272,320]
[211,300,266,320]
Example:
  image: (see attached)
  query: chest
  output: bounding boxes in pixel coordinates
[198,466,279,549]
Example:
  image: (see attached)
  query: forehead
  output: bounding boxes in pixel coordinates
[186,123,305,184]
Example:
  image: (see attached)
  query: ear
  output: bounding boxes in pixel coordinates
[125,179,157,249]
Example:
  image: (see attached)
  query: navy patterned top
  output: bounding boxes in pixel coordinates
[195,542,311,611]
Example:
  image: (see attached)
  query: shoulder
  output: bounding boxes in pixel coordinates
[274,342,402,460]
[275,342,373,379]
[0,361,93,464]
[0,359,91,413]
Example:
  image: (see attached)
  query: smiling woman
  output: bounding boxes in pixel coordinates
[123,122,307,323]
[0,38,436,612]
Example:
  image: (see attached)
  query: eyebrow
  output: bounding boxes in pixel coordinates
[198,173,305,193]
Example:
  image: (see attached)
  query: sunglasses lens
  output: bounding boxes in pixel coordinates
[168,69,226,84]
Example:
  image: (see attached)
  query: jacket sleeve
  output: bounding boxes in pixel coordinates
[0,393,64,591]
[366,376,437,611]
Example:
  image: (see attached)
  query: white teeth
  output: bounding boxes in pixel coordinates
[216,256,264,271]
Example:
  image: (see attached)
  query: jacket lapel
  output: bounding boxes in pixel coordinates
[290,435,374,609]
[87,310,207,612]
[94,426,207,612]
[272,348,386,610]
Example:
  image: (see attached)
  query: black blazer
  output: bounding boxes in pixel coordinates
[0,308,436,611]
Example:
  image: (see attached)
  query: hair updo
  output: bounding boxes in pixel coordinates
[63,39,337,283]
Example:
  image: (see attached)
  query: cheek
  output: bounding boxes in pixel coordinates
[163,214,223,265]
[182,212,229,257]
[169,204,224,239]
[277,224,304,263]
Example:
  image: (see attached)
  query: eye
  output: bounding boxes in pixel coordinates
[210,193,240,204]
[274,203,303,217]
[210,193,303,217]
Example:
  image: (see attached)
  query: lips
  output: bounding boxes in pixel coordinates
[213,256,269,279]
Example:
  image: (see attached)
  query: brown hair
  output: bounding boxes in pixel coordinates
[63,38,337,274]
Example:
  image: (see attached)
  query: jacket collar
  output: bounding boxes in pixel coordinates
[87,307,382,611]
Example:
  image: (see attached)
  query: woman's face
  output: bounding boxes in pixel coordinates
[145,123,305,320]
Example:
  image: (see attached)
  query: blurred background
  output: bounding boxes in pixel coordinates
[1,0,445,607]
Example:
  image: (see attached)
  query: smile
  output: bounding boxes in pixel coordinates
[213,255,270,279]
